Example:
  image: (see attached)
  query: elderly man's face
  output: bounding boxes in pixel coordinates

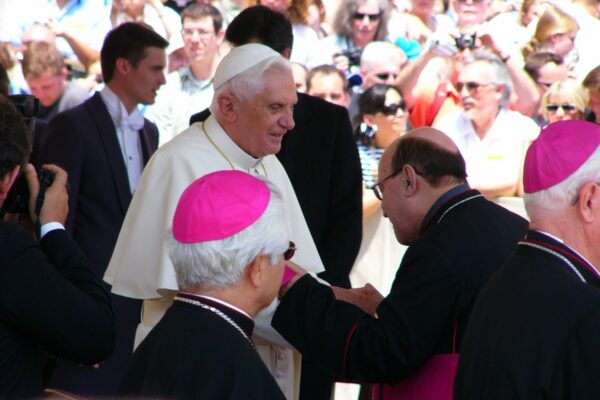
[458,61,503,122]
[236,69,297,158]
[454,0,490,27]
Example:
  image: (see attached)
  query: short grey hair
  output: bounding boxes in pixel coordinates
[463,49,514,107]
[360,41,406,72]
[168,177,290,291]
[209,56,292,113]
[524,145,600,217]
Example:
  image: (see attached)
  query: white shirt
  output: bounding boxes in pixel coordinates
[435,108,539,195]
[99,86,144,193]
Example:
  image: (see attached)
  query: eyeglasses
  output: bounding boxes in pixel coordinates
[181,28,214,38]
[546,103,577,113]
[375,72,399,81]
[284,241,296,261]
[370,165,423,201]
[455,0,486,4]
[352,12,382,22]
[381,101,406,115]
[456,81,495,94]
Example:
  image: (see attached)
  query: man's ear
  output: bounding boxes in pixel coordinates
[246,254,268,288]
[217,93,237,122]
[0,165,21,201]
[402,164,419,195]
[578,182,600,223]
[115,57,131,77]
[281,48,292,60]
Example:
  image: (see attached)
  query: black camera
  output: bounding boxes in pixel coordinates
[339,47,364,68]
[0,94,47,217]
[455,33,476,51]
[1,168,54,216]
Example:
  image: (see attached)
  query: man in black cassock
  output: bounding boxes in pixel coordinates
[118,170,290,399]
[455,120,600,399]
[272,127,528,395]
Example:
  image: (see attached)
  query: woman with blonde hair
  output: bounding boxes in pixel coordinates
[522,5,579,65]
[541,78,588,124]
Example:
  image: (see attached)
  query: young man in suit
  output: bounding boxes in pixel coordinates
[39,22,167,396]
[0,96,115,397]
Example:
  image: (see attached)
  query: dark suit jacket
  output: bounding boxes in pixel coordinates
[0,222,115,398]
[119,297,286,400]
[39,92,158,395]
[273,189,528,383]
[455,231,600,399]
[190,93,363,288]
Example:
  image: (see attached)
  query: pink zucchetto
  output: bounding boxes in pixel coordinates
[172,170,270,243]
[523,120,600,194]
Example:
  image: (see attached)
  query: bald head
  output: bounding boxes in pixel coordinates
[383,127,467,188]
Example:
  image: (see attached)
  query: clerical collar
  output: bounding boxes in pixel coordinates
[204,115,265,171]
[523,230,600,282]
[180,292,252,319]
[420,184,471,232]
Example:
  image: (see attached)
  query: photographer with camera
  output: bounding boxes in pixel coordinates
[397,0,540,129]
[0,95,115,397]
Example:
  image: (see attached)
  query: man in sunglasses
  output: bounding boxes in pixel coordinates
[119,171,291,399]
[272,127,528,396]
[433,50,539,201]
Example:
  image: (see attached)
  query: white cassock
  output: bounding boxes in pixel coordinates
[105,115,324,400]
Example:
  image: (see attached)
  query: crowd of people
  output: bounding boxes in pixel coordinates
[1,0,600,399]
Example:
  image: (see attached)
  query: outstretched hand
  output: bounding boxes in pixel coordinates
[331,283,384,317]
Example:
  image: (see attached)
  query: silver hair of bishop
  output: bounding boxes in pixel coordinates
[167,177,290,291]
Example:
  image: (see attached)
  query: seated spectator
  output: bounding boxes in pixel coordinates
[524,52,569,123]
[522,5,579,72]
[582,64,600,123]
[433,50,539,200]
[253,0,329,68]
[118,170,288,399]
[5,0,113,71]
[145,3,224,145]
[320,0,391,75]
[350,83,407,295]
[0,95,115,398]
[387,0,454,46]
[306,64,349,107]
[291,62,308,92]
[541,78,588,124]
[110,0,184,67]
[22,41,89,122]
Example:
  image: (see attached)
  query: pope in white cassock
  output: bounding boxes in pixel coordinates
[104,43,324,400]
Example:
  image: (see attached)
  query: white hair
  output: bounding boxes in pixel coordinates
[360,41,406,72]
[168,177,290,291]
[464,49,514,107]
[524,145,600,217]
[209,57,292,113]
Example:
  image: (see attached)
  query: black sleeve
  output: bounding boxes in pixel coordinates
[0,224,115,364]
[273,242,460,383]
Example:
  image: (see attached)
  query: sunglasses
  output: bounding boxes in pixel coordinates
[381,101,406,115]
[456,81,494,93]
[546,103,577,112]
[375,72,399,81]
[352,12,382,21]
[284,241,296,261]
